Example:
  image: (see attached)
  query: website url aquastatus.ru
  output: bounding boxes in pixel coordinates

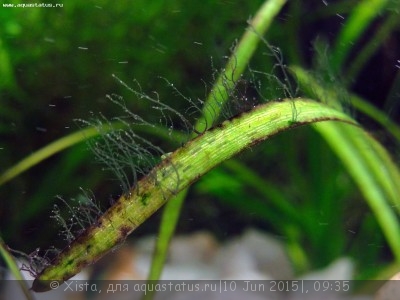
[2,3,63,8]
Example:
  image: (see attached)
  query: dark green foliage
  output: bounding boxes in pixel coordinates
[1,0,399,280]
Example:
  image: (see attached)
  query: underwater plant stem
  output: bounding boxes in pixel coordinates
[32,99,355,292]
[195,0,287,133]
[146,189,187,281]
[142,190,187,300]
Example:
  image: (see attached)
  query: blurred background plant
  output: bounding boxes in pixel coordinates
[1,0,400,282]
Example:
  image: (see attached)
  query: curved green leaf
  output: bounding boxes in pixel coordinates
[32,98,357,292]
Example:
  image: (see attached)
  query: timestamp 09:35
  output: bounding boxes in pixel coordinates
[255,280,351,294]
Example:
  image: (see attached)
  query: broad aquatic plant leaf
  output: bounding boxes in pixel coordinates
[32,98,356,292]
